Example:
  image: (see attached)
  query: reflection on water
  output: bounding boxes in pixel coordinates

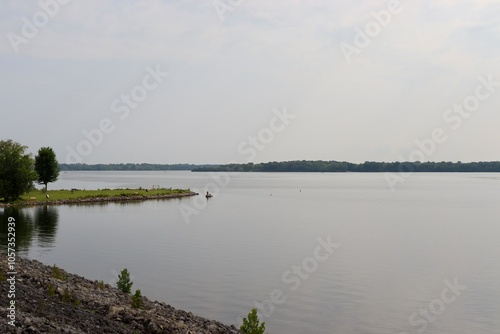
[0,206,59,254]
[0,197,183,255]
[34,206,59,247]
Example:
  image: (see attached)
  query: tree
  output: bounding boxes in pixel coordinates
[35,147,59,192]
[117,268,133,294]
[240,308,267,334]
[0,140,37,202]
[131,289,143,309]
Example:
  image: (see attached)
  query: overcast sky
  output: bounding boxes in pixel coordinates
[1,0,499,164]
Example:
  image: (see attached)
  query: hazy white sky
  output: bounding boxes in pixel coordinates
[1,0,499,164]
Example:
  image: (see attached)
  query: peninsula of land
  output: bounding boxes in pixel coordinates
[0,188,198,208]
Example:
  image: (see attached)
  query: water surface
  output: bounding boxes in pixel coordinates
[1,171,499,334]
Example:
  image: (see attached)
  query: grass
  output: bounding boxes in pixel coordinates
[96,280,105,290]
[47,283,56,297]
[37,298,47,316]
[61,288,80,306]
[52,264,68,281]
[48,282,80,306]
[13,187,191,203]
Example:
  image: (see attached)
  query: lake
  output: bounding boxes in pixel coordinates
[1,171,499,334]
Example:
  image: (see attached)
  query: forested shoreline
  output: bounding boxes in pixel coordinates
[58,161,500,172]
[59,163,217,171]
[191,160,500,173]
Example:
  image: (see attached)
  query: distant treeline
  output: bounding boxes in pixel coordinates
[59,161,500,172]
[191,160,500,173]
[59,163,217,171]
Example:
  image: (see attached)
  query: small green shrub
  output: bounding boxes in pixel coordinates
[52,264,68,281]
[61,288,72,303]
[47,284,56,297]
[97,280,105,290]
[117,268,133,294]
[131,289,143,309]
[37,298,46,315]
[240,308,267,334]
[59,288,79,306]
[52,264,61,278]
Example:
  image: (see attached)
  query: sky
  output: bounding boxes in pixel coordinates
[1,0,499,164]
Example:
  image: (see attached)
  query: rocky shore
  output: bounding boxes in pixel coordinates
[0,255,240,333]
[0,192,198,208]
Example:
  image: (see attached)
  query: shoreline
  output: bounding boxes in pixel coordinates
[0,192,198,208]
[0,254,240,333]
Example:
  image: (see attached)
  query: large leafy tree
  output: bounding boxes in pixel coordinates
[0,140,37,202]
[35,147,59,192]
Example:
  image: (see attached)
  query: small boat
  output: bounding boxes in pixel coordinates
[205,191,213,198]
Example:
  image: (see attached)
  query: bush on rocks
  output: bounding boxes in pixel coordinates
[131,289,143,309]
[117,268,133,294]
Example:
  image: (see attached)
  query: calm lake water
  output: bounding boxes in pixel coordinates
[1,171,499,334]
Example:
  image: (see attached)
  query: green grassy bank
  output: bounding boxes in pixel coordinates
[1,187,193,205]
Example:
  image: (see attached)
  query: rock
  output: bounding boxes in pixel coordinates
[25,326,37,333]
[108,306,125,318]
[146,320,158,333]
